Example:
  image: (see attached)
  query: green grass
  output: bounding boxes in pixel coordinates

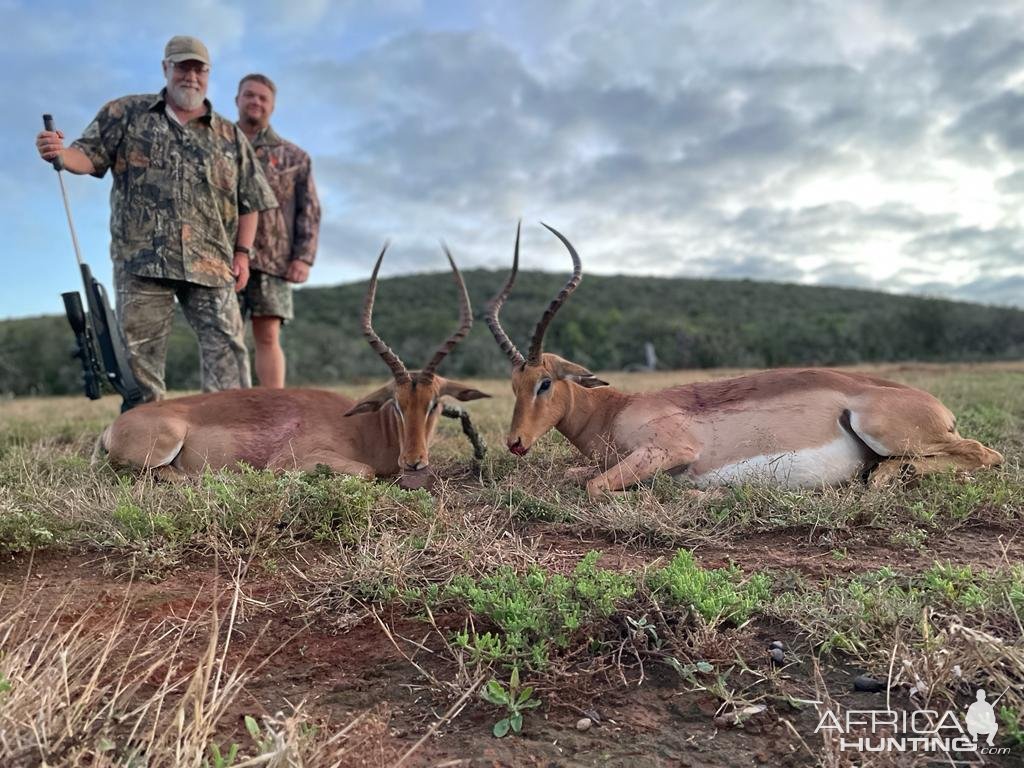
[771,562,1024,654]
[1,364,1022,760]
[647,549,771,624]
[437,551,637,670]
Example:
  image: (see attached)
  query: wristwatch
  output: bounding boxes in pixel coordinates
[234,245,251,255]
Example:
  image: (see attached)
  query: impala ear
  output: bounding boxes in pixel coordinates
[344,400,386,416]
[440,379,491,402]
[571,374,609,388]
[344,384,395,416]
[554,360,609,388]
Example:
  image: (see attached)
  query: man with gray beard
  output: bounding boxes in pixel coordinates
[34,36,276,401]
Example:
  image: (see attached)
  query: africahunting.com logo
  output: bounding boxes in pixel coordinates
[814,688,1011,756]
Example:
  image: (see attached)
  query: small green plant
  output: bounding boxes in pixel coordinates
[453,629,512,666]
[999,707,1024,747]
[0,510,59,553]
[245,714,275,753]
[113,496,178,541]
[889,526,927,550]
[647,549,770,624]
[204,742,240,768]
[480,667,541,738]
[503,487,569,522]
[625,614,661,648]
[446,550,635,669]
[663,657,714,682]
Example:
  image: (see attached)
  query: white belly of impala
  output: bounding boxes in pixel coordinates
[688,434,866,489]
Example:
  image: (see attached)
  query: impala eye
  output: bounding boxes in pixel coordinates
[537,379,552,395]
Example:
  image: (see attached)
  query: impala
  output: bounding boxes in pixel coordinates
[485,224,1003,497]
[100,245,489,480]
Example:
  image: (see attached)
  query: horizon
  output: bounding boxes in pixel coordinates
[8,266,1024,324]
[5,1,1024,319]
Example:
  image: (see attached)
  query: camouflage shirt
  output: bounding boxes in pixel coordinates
[246,125,321,278]
[72,91,277,288]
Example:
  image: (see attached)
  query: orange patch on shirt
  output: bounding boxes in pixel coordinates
[127,148,149,167]
[191,255,233,281]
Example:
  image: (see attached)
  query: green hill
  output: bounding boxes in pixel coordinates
[3,271,1023,396]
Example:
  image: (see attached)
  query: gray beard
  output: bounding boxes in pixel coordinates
[167,81,205,111]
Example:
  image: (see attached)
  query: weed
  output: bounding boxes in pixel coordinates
[771,562,1024,654]
[647,549,770,624]
[625,614,661,648]
[445,551,635,669]
[499,487,570,522]
[480,667,541,737]
[999,707,1024,747]
[204,742,240,768]
[245,714,275,753]
[0,508,60,553]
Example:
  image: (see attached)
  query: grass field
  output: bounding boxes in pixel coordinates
[0,362,1022,767]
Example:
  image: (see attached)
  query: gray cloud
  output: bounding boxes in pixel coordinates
[7,0,1024,318]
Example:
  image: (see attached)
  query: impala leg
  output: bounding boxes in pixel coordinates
[852,396,1002,483]
[586,445,698,498]
[151,464,189,483]
[564,465,600,484]
[870,440,1002,487]
[106,417,187,472]
[280,451,376,480]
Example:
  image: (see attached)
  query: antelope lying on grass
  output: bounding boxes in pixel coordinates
[100,246,489,481]
[485,224,1003,498]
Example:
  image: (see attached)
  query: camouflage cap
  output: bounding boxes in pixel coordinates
[164,35,211,66]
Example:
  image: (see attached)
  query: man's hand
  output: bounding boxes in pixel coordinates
[36,129,65,163]
[233,253,250,292]
[285,260,310,284]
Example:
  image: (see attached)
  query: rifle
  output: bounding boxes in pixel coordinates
[44,114,146,412]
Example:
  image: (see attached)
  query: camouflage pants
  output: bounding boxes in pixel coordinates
[238,269,294,322]
[114,263,251,401]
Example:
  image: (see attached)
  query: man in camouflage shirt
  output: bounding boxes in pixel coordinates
[235,73,321,388]
[35,36,277,401]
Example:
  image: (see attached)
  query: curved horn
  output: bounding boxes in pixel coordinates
[526,222,582,365]
[420,243,473,379]
[484,221,526,368]
[362,242,410,384]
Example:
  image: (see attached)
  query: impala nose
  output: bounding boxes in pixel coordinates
[507,437,529,456]
[405,459,428,472]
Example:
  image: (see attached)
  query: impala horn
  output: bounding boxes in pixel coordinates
[362,242,411,384]
[419,243,473,380]
[484,221,527,368]
[527,223,582,365]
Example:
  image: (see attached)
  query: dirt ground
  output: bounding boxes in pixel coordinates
[2,523,1019,768]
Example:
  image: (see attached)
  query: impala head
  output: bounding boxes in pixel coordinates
[345,244,490,471]
[485,223,607,456]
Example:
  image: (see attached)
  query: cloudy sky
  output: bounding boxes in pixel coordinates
[4,0,1024,319]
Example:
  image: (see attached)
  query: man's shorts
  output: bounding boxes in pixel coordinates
[239,269,294,322]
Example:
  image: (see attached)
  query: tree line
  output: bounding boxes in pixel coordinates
[3,270,1023,396]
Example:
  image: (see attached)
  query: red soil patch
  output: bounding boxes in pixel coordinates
[0,540,1019,767]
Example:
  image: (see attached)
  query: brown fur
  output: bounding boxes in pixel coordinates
[504,354,1002,498]
[103,377,489,479]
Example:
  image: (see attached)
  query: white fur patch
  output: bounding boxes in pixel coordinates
[148,437,185,468]
[689,434,867,489]
[848,412,891,457]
